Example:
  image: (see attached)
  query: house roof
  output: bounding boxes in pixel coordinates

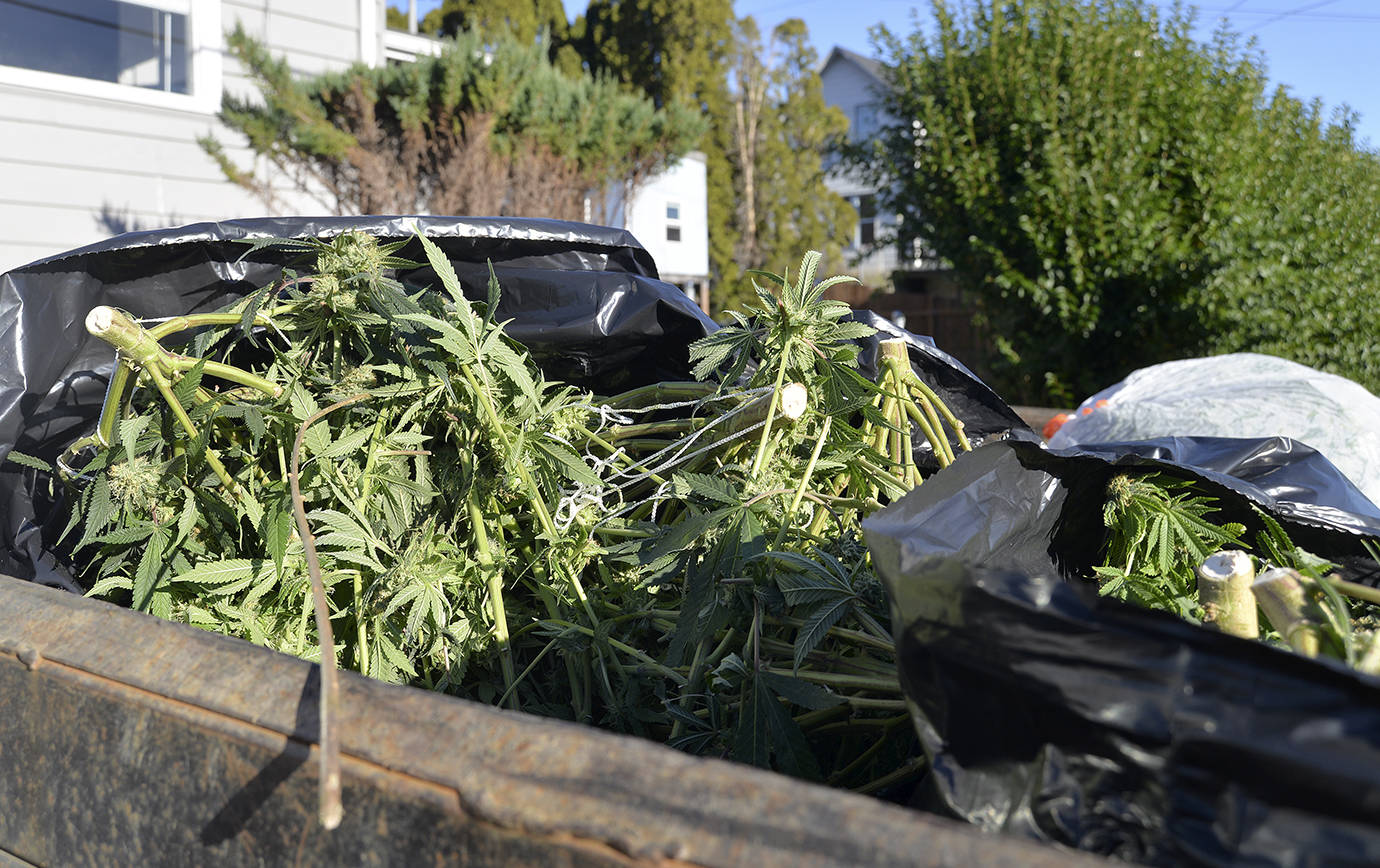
[820,46,884,84]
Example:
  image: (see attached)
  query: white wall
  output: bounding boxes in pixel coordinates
[624,151,709,283]
[0,0,383,274]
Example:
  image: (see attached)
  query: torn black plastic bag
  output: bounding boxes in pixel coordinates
[862,435,1380,866]
[0,216,717,587]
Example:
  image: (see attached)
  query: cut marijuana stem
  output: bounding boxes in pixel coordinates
[14,233,977,806]
[1097,471,1380,671]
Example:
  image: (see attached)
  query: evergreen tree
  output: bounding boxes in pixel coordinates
[572,0,742,311]
[572,2,851,315]
[419,0,569,45]
[201,25,702,219]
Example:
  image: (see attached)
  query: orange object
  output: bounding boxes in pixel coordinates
[1043,412,1071,440]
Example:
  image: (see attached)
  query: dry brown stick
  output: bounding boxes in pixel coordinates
[289,392,370,831]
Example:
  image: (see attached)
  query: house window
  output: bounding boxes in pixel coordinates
[853,194,877,247]
[1,0,189,92]
[853,102,879,139]
[0,0,221,112]
[666,201,681,242]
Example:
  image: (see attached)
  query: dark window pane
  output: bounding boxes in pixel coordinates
[666,225,681,242]
[0,0,190,94]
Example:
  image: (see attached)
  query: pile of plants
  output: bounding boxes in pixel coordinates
[10,231,979,801]
[1095,471,1380,670]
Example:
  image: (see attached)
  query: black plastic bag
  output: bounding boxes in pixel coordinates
[863,435,1380,866]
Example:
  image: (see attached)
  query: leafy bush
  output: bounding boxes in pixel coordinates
[863,0,1380,404]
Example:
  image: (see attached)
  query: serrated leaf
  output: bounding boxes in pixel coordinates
[4,450,52,472]
[759,671,846,711]
[87,574,133,597]
[416,233,466,308]
[171,359,207,407]
[307,508,388,556]
[287,382,331,455]
[118,415,150,461]
[374,631,418,678]
[673,471,741,506]
[148,589,173,620]
[169,558,258,586]
[317,425,374,460]
[732,673,771,769]
[132,526,168,611]
[174,491,198,548]
[792,596,854,672]
[75,475,115,550]
[533,438,601,488]
[261,496,293,573]
[92,525,156,546]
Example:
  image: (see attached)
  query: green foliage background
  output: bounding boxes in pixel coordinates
[863,0,1380,405]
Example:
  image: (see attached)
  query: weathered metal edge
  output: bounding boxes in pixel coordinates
[0,576,1099,867]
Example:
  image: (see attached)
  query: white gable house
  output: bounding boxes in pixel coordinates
[819,46,945,292]
[603,151,710,312]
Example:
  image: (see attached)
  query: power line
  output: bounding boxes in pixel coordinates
[1244,0,1341,32]
[1195,4,1380,23]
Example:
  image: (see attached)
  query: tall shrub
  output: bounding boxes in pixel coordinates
[865,0,1380,403]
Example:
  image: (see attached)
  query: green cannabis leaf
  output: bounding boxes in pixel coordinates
[1096,472,1245,618]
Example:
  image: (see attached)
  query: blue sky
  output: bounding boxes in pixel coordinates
[404,1,1379,149]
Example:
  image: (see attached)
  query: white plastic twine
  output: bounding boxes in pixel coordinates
[557,386,776,532]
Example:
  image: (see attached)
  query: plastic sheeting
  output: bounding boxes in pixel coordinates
[864,435,1380,866]
[1049,353,1380,510]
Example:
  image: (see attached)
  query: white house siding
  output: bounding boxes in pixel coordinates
[0,0,383,273]
[623,151,709,289]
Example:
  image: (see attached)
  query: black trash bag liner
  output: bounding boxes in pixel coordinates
[862,435,1380,866]
[0,216,718,587]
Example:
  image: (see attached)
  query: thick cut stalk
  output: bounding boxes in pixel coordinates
[147,309,283,341]
[469,496,516,707]
[774,415,832,549]
[749,365,790,479]
[1254,567,1323,656]
[1196,550,1259,639]
[143,364,241,498]
[87,306,283,397]
[600,380,721,409]
[901,368,971,452]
